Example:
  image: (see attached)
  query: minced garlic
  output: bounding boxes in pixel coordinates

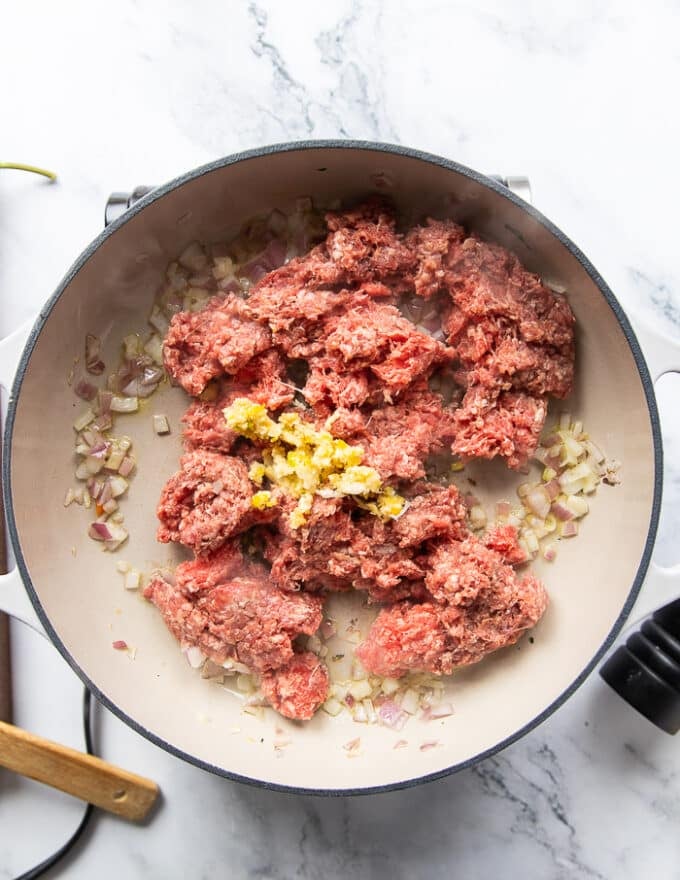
[251,490,276,510]
[224,398,406,528]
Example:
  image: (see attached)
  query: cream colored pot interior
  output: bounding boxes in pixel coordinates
[7,147,656,792]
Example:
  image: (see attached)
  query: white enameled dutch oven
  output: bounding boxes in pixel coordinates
[2,142,680,794]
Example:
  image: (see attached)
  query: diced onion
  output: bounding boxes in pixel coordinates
[107,475,128,498]
[104,523,128,551]
[144,333,165,365]
[424,702,454,720]
[184,646,206,669]
[347,679,372,701]
[153,414,170,435]
[400,689,420,715]
[89,521,112,541]
[123,334,143,359]
[178,241,208,273]
[564,495,589,518]
[111,395,138,413]
[551,501,574,522]
[75,379,97,401]
[85,334,105,375]
[381,678,401,696]
[525,486,551,519]
[378,700,408,730]
[543,543,557,562]
[118,456,135,477]
[73,408,96,432]
[322,697,343,717]
[560,520,579,538]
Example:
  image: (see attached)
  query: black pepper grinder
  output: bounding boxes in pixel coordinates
[600,598,680,734]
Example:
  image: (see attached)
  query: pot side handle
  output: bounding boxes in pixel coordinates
[600,313,680,733]
[0,320,45,635]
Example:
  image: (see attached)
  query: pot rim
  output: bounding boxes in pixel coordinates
[2,139,663,796]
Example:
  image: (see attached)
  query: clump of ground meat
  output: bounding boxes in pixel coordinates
[406,227,575,468]
[156,451,276,556]
[452,388,547,470]
[356,535,547,677]
[260,652,330,721]
[164,294,271,395]
[326,384,458,481]
[150,197,573,720]
[144,571,324,673]
[355,602,454,677]
[182,351,294,454]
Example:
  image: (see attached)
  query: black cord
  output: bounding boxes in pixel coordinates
[14,688,96,880]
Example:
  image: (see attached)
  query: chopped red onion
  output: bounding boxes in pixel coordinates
[261,237,287,269]
[112,640,128,650]
[93,414,113,432]
[419,740,441,752]
[217,278,241,293]
[561,520,579,538]
[87,442,110,459]
[118,456,135,477]
[141,366,164,386]
[85,334,105,375]
[122,377,158,398]
[104,523,128,550]
[89,521,112,541]
[543,543,557,562]
[423,702,454,720]
[97,390,113,415]
[240,261,269,284]
[75,379,97,401]
[544,479,561,501]
[551,501,574,522]
[378,700,408,730]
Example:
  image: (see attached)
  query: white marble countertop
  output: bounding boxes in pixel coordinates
[2,1,680,877]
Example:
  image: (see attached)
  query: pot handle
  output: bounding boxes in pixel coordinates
[600,313,680,732]
[0,567,43,634]
[0,320,45,635]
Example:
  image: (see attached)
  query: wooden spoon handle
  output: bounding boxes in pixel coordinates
[0,720,159,821]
